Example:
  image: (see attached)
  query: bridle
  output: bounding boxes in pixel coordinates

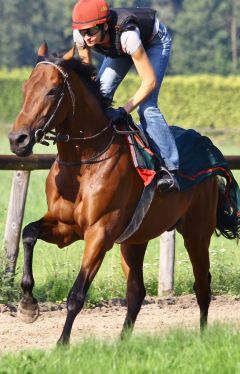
[34,61,76,145]
[34,60,138,165]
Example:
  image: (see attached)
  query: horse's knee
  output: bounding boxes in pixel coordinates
[22,221,41,246]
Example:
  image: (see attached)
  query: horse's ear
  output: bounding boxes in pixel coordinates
[63,44,76,61]
[38,41,48,57]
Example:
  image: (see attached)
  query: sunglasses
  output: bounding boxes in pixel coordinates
[79,25,101,37]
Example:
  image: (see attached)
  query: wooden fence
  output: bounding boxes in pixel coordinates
[1,154,240,295]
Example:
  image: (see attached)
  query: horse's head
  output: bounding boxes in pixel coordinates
[8,42,76,156]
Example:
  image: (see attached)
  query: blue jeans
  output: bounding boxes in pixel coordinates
[97,24,179,171]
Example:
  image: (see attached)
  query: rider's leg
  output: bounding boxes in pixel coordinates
[97,55,133,101]
[138,25,179,191]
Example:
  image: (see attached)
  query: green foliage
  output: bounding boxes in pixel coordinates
[2,71,240,127]
[0,0,239,74]
[161,75,240,128]
[0,79,24,123]
[1,326,240,373]
[0,68,30,123]
[116,74,240,128]
[171,0,234,75]
[0,0,73,68]
[0,254,21,303]
[0,68,31,79]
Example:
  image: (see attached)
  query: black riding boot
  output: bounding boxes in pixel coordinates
[157,167,180,192]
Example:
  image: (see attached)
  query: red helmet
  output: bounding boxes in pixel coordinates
[72,0,110,30]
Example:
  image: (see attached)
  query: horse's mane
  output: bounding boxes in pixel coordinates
[37,53,112,110]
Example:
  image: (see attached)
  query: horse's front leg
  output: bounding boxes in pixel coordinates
[18,214,77,323]
[17,220,41,323]
[57,229,111,345]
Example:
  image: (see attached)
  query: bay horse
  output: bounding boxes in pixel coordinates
[9,42,240,345]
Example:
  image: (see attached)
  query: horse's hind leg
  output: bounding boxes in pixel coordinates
[120,242,148,337]
[184,235,212,329]
[180,179,218,330]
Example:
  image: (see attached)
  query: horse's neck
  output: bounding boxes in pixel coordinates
[66,77,107,134]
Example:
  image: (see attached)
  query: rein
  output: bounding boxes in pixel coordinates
[34,60,138,165]
[57,132,116,166]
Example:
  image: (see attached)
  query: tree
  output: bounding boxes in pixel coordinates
[170,0,236,74]
[0,0,73,68]
[0,0,238,74]
[230,0,240,72]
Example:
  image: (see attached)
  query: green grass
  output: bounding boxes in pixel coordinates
[1,122,240,304]
[1,325,240,373]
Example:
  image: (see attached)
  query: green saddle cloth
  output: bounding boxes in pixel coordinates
[131,124,239,208]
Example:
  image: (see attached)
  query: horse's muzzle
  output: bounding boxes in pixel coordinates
[8,130,35,157]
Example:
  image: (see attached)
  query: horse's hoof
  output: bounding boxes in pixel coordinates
[17,297,39,323]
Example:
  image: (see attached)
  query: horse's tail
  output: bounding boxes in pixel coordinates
[216,174,240,240]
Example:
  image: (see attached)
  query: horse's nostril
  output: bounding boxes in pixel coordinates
[8,132,30,147]
[8,130,33,156]
[17,134,28,145]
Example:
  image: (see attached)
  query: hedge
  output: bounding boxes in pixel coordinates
[161,75,240,129]
[115,74,240,129]
[0,68,31,124]
[1,70,240,129]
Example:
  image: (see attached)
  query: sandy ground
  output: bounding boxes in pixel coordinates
[1,295,240,353]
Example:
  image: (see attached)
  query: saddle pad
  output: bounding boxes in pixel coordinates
[127,125,233,192]
[118,126,240,243]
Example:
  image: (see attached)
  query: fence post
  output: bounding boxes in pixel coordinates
[3,170,30,275]
[158,230,175,296]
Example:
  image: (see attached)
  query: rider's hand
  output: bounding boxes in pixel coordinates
[105,107,128,123]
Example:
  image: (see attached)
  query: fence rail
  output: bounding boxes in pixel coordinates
[1,154,240,295]
[0,154,56,170]
[1,154,240,169]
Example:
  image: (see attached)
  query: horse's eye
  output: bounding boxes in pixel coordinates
[47,87,59,97]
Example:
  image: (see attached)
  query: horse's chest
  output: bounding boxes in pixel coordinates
[51,194,86,228]
[50,168,123,230]
[52,197,76,223]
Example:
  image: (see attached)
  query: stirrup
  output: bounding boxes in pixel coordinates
[157,167,179,192]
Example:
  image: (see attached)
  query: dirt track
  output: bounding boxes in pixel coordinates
[1,295,240,353]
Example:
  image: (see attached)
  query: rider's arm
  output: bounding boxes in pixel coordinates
[73,29,92,64]
[123,44,156,114]
[76,46,92,64]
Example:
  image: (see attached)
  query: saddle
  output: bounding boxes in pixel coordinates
[116,117,159,186]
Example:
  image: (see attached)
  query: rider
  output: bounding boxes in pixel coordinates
[72,0,179,192]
